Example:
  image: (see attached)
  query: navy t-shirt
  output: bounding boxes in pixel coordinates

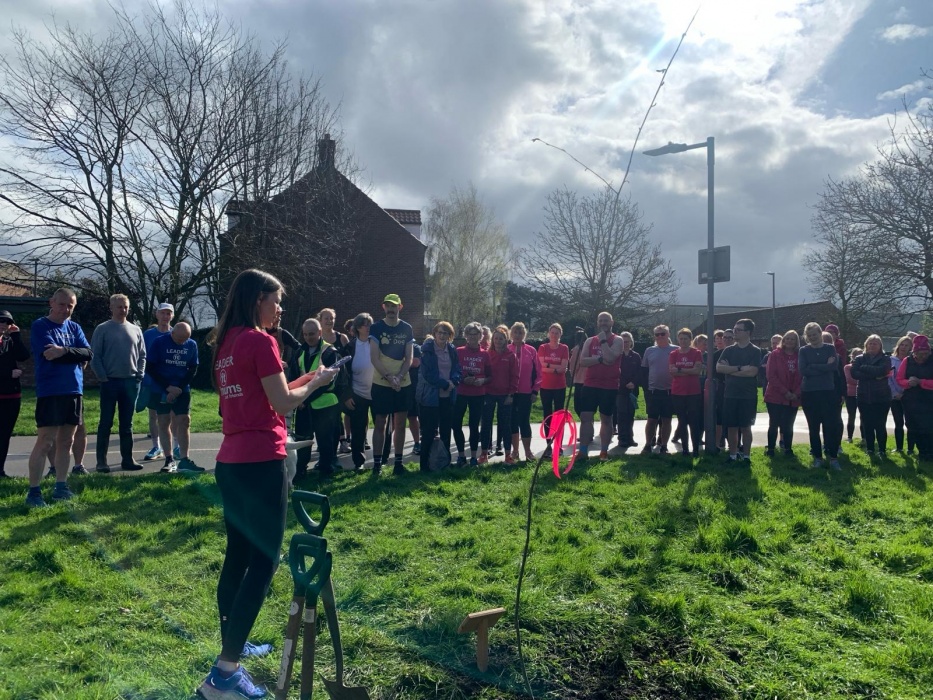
[148,334,199,392]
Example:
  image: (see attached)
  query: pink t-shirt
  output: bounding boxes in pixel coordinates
[214,327,288,463]
[457,345,490,397]
[669,347,703,396]
[537,343,569,390]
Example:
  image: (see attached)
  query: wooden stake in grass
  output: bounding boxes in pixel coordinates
[457,607,506,672]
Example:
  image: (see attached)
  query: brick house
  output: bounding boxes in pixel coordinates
[693,300,867,347]
[220,136,427,338]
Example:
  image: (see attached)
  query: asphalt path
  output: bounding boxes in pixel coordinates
[2,406,894,479]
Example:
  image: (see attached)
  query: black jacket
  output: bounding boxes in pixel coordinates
[0,331,30,396]
[850,351,892,404]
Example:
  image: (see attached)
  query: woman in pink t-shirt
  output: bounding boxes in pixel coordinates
[199,269,338,699]
[668,328,704,457]
[537,323,570,458]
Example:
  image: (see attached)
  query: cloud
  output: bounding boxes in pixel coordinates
[876,79,928,101]
[879,23,931,42]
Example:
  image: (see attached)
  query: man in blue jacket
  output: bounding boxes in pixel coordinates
[26,288,92,507]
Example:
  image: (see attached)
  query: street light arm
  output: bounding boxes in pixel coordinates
[643,140,708,156]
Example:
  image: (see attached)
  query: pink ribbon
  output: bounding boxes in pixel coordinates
[540,409,577,478]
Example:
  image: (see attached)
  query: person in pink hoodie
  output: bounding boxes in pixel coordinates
[484,326,519,463]
[843,347,862,442]
[895,334,933,462]
[764,330,801,456]
[508,321,542,462]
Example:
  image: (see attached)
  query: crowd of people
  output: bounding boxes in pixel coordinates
[4,272,933,698]
[4,289,933,500]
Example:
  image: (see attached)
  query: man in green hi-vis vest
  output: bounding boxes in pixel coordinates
[288,318,346,479]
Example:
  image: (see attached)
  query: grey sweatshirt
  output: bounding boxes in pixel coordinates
[799,344,837,393]
[90,320,146,381]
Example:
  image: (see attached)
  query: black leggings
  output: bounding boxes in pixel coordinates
[215,459,288,662]
[845,395,859,441]
[890,400,914,452]
[510,393,533,439]
[540,388,566,440]
[0,397,21,473]
[801,390,841,458]
[766,402,797,451]
[420,397,453,471]
[453,394,485,454]
[858,400,890,452]
[484,395,511,450]
[347,394,373,468]
[671,393,703,454]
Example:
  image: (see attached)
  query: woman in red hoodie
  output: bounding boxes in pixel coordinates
[483,327,519,463]
[509,321,543,462]
[764,329,801,457]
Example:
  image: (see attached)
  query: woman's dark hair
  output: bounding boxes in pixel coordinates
[574,329,587,347]
[209,269,284,355]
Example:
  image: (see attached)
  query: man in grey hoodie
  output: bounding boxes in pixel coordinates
[90,294,146,472]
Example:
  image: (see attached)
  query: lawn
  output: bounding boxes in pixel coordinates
[0,445,930,698]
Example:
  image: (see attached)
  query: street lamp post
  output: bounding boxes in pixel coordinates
[644,137,716,454]
[765,271,776,337]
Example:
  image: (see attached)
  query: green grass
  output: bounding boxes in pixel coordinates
[12,388,223,436]
[1,445,931,698]
[14,387,767,436]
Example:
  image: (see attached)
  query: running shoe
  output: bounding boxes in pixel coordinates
[469,457,478,467]
[96,464,112,473]
[599,450,609,462]
[494,446,504,456]
[121,462,144,472]
[542,444,553,459]
[477,451,489,464]
[504,454,516,465]
[829,458,841,471]
[26,492,48,508]
[52,485,75,501]
[338,440,351,455]
[144,446,164,461]
[812,458,824,469]
[198,664,267,699]
[392,463,407,476]
[71,464,89,475]
[412,442,421,455]
[178,458,205,473]
[161,461,177,473]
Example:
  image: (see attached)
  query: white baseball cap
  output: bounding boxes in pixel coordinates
[157,303,174,312]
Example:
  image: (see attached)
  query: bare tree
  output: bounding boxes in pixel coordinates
[0,1,344,323]
[522,186,679,322]
[0,21,149,300]
[424,183,511,330]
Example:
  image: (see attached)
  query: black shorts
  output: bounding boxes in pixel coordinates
[148,390,192,415]
[644,389,673,420]
[35,395,83,428]
[576,386,616,416]
[371,383,413,416]
[722,397,757,429]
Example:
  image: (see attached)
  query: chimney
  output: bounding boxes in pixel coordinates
[317,133,336,171]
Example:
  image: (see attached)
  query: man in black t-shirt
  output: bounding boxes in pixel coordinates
[716,318,761,463]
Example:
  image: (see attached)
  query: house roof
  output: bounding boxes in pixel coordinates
[692,300,865,340]
[384,209,422,225]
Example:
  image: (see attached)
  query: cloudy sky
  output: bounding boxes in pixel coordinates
[3,0,931,310]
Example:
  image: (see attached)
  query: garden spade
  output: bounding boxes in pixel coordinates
[275,533,329,700]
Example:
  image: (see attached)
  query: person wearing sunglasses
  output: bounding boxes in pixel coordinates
[640,325,675,454]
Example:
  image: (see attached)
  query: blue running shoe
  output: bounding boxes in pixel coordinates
[52,485,75,501]
[26,492,48,508]
[240,641,273,659]
[198,664,266,699]
[144,446,164,461]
